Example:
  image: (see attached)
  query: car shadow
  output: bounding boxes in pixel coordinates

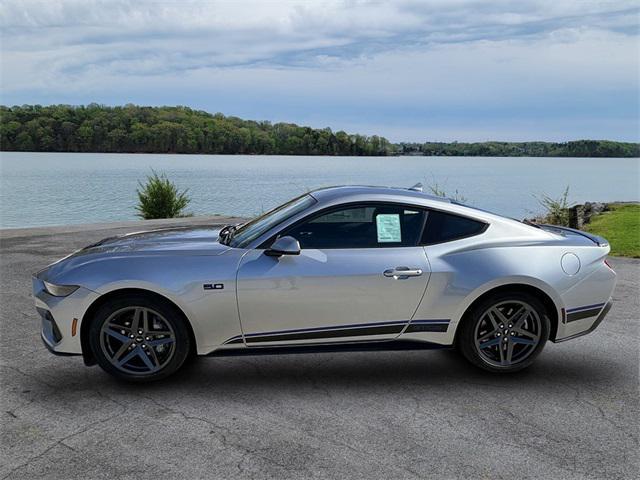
[67,346,629,397]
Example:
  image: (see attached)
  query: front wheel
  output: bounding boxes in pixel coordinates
[89,295,192,382]
[457,292,550,373]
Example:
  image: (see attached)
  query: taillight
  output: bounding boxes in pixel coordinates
[604,259,614,271]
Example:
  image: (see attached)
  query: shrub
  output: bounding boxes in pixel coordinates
[535,185,573,226]
[428,182,468,203]
[136,170,191,219]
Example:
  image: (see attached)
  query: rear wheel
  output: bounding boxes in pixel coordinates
[458,292,550,373]
[89,295,191,382]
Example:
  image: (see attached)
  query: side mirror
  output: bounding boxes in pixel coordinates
[265,236,301,257]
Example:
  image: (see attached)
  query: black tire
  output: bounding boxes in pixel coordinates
[457,291,550,373]
[89,294,192,382]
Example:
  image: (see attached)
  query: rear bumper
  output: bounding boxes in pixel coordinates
[554,298,612,343]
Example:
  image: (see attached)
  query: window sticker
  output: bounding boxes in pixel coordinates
[376,214,402,243]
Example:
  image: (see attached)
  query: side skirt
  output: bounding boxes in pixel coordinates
[207,339,450,357]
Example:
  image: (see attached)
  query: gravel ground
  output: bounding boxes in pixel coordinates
[1,219,638,480]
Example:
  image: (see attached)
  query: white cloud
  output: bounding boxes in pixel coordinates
[0,0,638,141]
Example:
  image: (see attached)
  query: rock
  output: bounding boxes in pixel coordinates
[568,202,608,229]
[526,202,610,229]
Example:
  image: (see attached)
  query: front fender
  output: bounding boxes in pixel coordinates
[90,277,242,355]
[56,252,245,355]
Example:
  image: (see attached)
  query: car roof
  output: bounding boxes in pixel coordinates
[309,185,452,204]
[307,185,537,230]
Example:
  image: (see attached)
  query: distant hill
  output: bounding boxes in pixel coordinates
[1,104,638,157]
[396,140,640,158]
[0,104,392,156]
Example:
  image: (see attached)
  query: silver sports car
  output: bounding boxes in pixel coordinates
[33,185,616,382]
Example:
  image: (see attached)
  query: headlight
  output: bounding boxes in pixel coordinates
[43,281,79,297]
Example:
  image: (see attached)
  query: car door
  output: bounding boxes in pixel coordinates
[236,203,431,345]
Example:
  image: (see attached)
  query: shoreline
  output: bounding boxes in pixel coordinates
[0,215,243,240]
[2,151,639,159]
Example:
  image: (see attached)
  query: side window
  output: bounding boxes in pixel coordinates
[421,210,486,245]
[285,205,426,249]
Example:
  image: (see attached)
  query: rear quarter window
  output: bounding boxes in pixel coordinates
[421,210,487,245]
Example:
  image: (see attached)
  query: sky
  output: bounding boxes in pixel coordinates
[1,0,639,142]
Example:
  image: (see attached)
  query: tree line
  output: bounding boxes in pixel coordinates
[0,104,392,156]
[1,104,638,157]
[396,140,639,158]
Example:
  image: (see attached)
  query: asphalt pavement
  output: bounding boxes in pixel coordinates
[1,218,638,479]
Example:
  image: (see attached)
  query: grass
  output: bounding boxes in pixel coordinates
[584,203,640,258]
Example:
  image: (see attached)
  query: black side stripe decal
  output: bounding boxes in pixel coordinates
[405,323,449,333]
[245,324,405,343]
[566,307,603,323]
[224,320,450,344]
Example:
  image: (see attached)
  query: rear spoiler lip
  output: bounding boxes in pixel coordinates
[538,224,609,247]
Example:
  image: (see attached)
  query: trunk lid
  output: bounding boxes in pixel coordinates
[538,224,609,247]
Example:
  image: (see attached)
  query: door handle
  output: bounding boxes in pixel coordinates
[383,267,423,279]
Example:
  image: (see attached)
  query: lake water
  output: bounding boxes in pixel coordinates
[0,152,638,229]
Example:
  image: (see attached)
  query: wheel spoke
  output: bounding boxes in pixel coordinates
[504,341,515,364]
[511,306,531,329]
[478,330,498,342]
[512,327,539,341]
[488,308,508,328]
[139,348,155,371]
[117,346,141,367]
[498,342,507,364]
[486,311,499,330]
[105,328,131,343]
[112,341,133,361]
[147,346,160,368]
[141,309,149,332]
[479,338,501,349]
[147,337,174,347]
[511,336,536,345]
[131,308,142,331]
[107,320,130,333]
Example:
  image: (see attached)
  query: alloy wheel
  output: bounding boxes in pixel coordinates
[474,300,542,367]
[99,306,176,375]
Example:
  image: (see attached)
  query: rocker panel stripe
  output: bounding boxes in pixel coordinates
[405,322,449,333]
[245,324,405,343]
[224,319,451,344]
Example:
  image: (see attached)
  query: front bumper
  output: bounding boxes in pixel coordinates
[32,276,99,355]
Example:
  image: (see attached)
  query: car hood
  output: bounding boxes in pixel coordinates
[38,226,233,282]
[78,226,232,255]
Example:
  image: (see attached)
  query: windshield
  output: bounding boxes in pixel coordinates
[229,194,316,248]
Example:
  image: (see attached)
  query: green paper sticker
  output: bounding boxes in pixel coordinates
[376,214,401,243]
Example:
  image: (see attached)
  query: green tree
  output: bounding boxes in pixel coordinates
[1,104,637,157]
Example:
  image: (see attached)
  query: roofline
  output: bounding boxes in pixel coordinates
[306,184,541,230]
[309,185,453,203]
